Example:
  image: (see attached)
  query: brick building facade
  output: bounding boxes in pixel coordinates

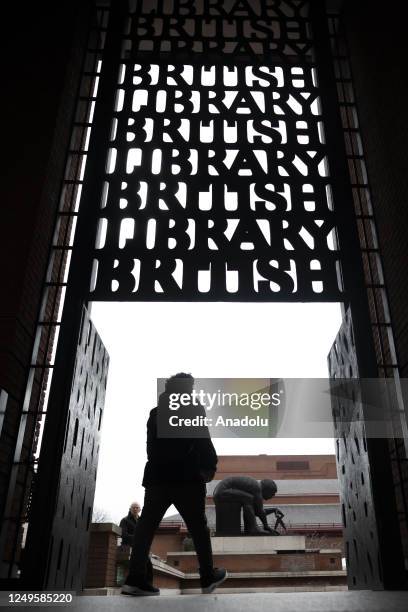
[342,2,408,565]
[152,454,344,562]
[0,2,94,579]
[86,454,346,592]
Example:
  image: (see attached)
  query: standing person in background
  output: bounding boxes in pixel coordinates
[119,502,141,546]
[119,502,153,584]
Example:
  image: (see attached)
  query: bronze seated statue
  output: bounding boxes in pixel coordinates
[213,476,286,536]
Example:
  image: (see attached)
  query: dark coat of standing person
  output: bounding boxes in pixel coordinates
[119,502,140,546]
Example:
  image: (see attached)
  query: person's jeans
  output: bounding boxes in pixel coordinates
[127,482,213,581]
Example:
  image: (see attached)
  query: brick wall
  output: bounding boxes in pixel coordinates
[342,1,408,377]
[343,0,408,574]
[151,532,185,561]
[0,0,91,564]
[85,523,120,588]
[206,493,339,505]
[167,550,342,573]
[215,455,338,480]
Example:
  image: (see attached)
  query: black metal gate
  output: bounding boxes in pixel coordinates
[10,0,406,589]
[329,310,384,588]
[23,308,109,590]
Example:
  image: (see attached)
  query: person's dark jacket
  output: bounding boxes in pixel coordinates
[119,512,138,545]
[142,393,218,486]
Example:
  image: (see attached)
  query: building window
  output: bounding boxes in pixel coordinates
[276,461,310,471]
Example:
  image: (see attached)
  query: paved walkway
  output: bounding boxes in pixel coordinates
[19,591,408,612]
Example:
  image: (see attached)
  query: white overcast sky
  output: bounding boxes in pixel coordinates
[89,301,342,523]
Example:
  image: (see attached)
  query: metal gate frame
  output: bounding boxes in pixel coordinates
[5,0,405,589]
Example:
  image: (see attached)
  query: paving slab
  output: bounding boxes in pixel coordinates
[12,591,408,612]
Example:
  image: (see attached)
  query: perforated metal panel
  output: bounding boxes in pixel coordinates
[85,0,344,301]
[43,308,109,590]
[328,309,383,589]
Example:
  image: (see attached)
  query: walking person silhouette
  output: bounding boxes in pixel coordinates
[121,373,227,596]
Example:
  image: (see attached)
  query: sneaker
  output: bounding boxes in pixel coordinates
[121,579,160,596]
[200,567,228,594]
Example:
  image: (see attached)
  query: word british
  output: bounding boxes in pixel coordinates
[90,61,341,301]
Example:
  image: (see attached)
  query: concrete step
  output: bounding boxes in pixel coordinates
[211,535,307,553]
[179,569,347,590]
[73,591,408,612]
[166,549,343,573]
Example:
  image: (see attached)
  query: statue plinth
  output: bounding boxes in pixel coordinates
[211,535,306,554]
